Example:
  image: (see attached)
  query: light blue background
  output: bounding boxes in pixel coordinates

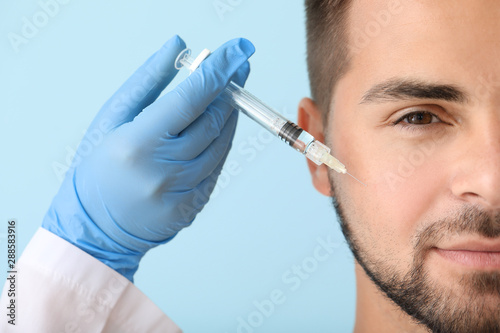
[0,0,355,331]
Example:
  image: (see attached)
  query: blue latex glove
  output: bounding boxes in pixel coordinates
[42,35,255,281]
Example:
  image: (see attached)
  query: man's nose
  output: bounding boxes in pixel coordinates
[450,112,500,210]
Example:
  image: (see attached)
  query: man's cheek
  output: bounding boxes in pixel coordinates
[375,157,445,233]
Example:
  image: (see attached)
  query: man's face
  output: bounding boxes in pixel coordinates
[318,0,500,331]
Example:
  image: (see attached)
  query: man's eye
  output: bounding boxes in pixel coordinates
[394,111,441,126]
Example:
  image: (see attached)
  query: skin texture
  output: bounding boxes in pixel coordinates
[298,0,500,332]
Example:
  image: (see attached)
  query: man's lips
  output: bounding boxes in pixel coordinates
[434,240,500,269]
[439,240,500,252]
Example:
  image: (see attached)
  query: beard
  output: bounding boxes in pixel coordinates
[330,181,500,333]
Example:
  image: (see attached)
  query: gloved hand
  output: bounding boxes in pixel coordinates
[42,35,255,281]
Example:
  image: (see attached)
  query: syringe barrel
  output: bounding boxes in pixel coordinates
[223,82,285,134]
[176,48,317,154]
[175,48,348,173]
[222,82,312,153]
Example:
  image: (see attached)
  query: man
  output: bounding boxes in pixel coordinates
[1,1,498,332]
[299,0,500,332]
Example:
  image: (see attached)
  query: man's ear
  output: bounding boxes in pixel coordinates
[297,97,332,196]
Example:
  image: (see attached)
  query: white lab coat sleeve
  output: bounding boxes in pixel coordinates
[0,227,182,333]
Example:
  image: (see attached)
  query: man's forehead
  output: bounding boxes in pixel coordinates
[349,0,499,51]
[348,0,500,26]
[339,0,500,102]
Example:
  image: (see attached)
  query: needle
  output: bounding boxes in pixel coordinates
[347,172,367,187]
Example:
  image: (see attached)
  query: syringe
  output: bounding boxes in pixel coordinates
[175,48,365,185]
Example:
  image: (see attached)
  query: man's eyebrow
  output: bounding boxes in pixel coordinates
[359,78,470,104]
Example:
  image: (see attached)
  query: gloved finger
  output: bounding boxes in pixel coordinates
[230,59,251,88]
[166,111,238,192]
[131,38,255,138]
[157,61,249,160]
[89,35,186,133]
[169,140,235,225]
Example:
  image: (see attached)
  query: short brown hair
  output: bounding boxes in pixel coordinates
[305,0,353,122]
